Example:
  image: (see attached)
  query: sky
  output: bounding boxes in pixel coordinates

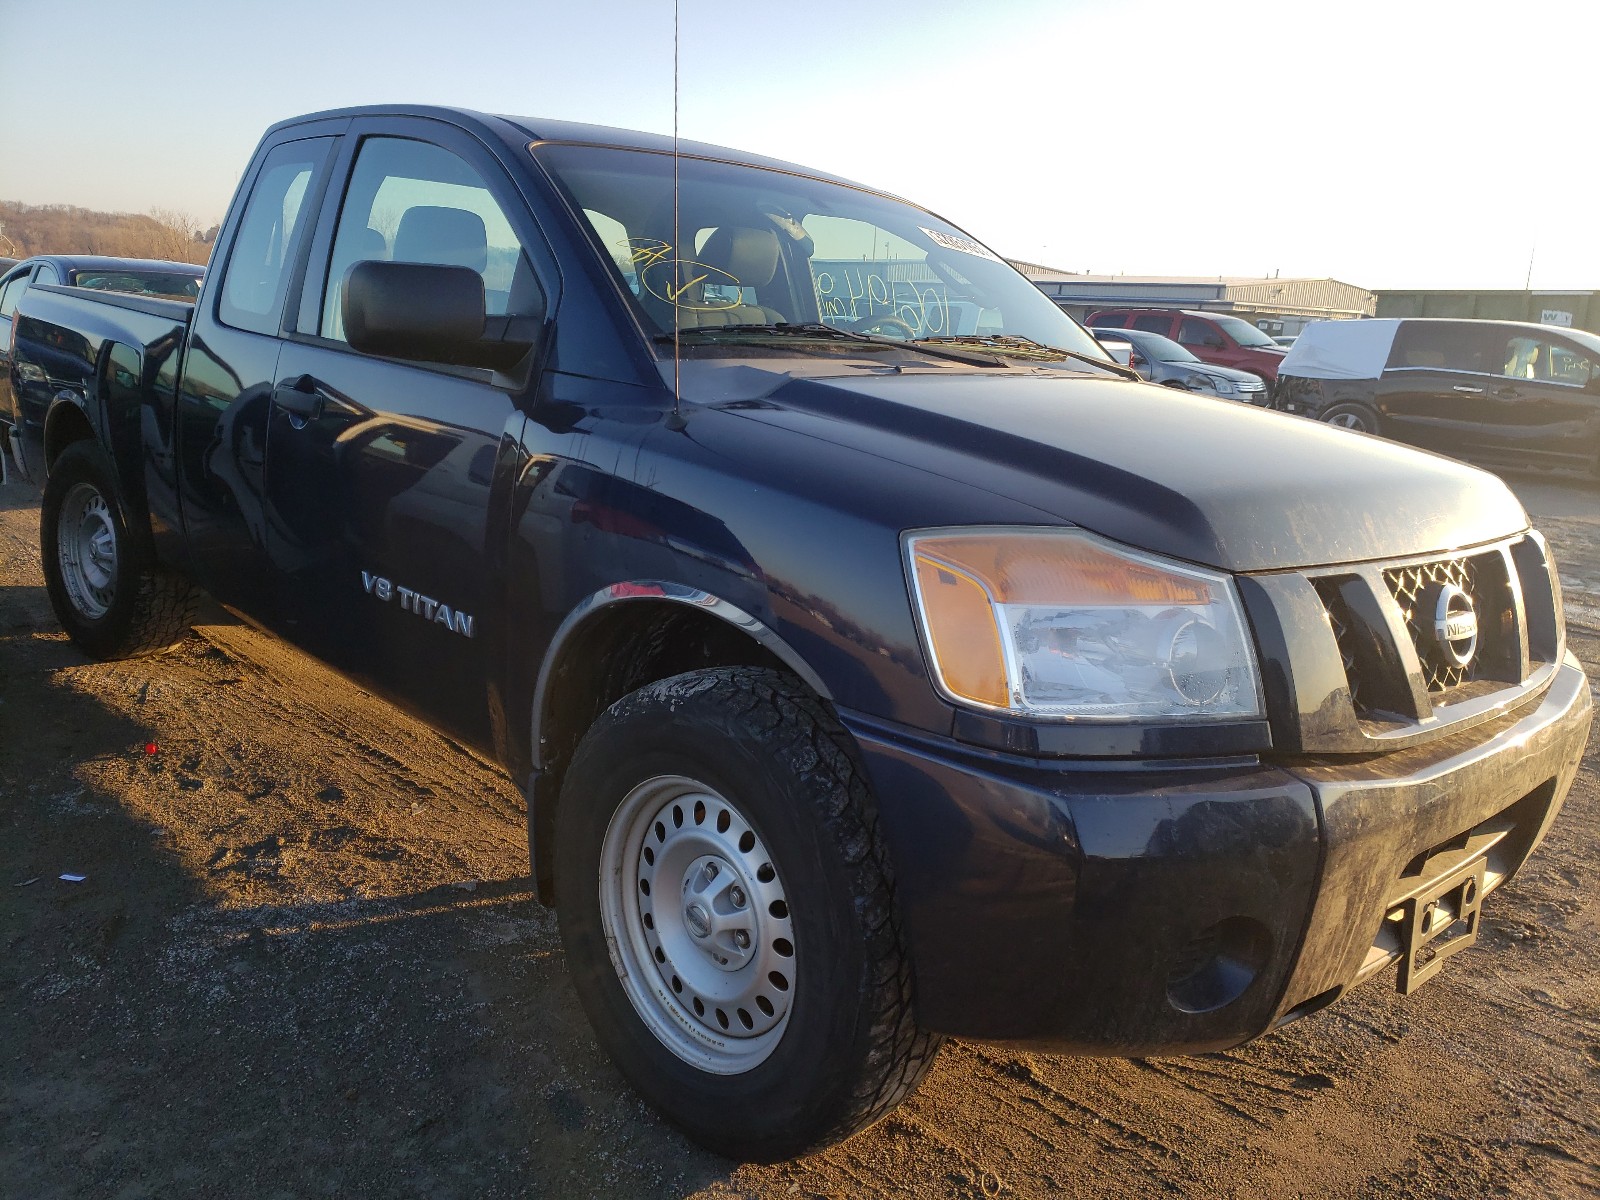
[2,0,1598,291]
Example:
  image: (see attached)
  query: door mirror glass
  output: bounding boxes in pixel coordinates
[344,260,531,370]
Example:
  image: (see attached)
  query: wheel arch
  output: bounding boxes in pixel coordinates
[43,392,157,556]
[1320,400,1382,433]
[42,395,96,471]
[524,582,834,904]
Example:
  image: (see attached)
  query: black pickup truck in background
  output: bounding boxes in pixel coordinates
[0,255,205,484]
[2,106,1590,1161]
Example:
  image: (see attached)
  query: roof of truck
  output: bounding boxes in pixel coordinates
[272,104,878,194]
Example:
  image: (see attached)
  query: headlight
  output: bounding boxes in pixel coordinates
[1208,376,1238,395]
[16,363,46,383]
[904,528,1262,721]
[1185,374,1218,390]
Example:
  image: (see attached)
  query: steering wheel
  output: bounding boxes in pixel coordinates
[847,314,918,340]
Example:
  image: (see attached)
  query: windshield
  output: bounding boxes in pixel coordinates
[1097,327,1197,363]
[1212,315,1279,348]
[72,269,204,300]
[534,144,1106,360]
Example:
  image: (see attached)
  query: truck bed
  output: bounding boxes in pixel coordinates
[4,283,194,466]
[3,283,196,544]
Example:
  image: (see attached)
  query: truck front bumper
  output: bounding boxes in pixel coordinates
[845,654,1590,1055]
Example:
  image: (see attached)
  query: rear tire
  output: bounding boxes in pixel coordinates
[40,440,197,659]
[554,666,942,1160]
[1320,403,1381,435]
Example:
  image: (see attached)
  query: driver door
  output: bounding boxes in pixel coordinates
[263,119,550,750]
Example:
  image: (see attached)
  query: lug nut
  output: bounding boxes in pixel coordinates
[703,863,718,882]
[729,885,746,908]
[733,930,750,949]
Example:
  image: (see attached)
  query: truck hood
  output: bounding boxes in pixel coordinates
[709,367,1528,572]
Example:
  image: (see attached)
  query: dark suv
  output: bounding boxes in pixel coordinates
[1090,308,1290,381]
[1274,318,1600,476]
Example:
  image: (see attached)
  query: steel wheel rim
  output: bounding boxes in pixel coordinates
[58,481,118,619]
[599,775,796,1074]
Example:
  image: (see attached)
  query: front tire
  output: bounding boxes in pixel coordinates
[1320,403,1381,435]
[555,667,941,1160]
[40,440,198,659]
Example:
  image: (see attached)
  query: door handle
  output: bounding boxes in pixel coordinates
[1451,385,1484,394]
[272,375,325,419]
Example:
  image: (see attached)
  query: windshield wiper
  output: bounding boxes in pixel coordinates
[912,334,1141,379]
[660,322,877,343]
[655,323,1004,366]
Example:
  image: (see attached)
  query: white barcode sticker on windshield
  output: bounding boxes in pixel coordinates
[919,228,1002,263]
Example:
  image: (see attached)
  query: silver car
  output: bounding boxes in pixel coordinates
[1091,325,1268,403]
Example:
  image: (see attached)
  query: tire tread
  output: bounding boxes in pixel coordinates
[40,440,199,660]
[600,666,943,1151]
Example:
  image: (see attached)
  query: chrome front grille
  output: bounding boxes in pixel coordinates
[1324,604,1364,713]
[1307,535,1559,732]
[1384,556,1483,693]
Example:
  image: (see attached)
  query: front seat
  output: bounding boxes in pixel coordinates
[329,207,489,342]
[392,206,489,274]
[674,225,787,329]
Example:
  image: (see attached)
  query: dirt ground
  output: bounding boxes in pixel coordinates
[2,469,1598,1200]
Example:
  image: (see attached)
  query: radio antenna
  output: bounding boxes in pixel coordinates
[671,0,683,424]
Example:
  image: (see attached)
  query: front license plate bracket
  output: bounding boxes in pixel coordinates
[1397,856,1486,995]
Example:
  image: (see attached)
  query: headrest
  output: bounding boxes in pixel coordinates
[393,206,488,273]
[699,226,780,289]
[355,226,388,262]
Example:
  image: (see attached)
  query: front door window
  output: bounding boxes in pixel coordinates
[1501,334,1595,385]
[319,137,542,344]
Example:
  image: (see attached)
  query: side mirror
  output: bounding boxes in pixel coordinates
[1586,372,1600,394]
[344,260,534,371]
[1205,335,1225,349]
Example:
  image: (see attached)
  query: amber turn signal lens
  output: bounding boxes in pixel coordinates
[912,553,1009,707]
[912,533,1210,607]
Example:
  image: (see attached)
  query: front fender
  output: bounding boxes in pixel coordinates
[530,579,832,771]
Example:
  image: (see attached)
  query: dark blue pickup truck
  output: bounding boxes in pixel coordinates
[3,105,1590,1161]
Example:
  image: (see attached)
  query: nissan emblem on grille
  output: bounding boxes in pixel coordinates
[1428,582,1478,668]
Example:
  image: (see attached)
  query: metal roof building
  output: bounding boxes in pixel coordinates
[1374,289,1600,335]
[1015,270,1376,333]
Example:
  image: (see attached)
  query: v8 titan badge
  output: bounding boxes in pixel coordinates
[361,571,475,638]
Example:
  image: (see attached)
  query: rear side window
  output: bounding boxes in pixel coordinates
[1132,313,1171,334]
[219,138,332,335]
[34,264,60,286]
[1386,322,1498,373]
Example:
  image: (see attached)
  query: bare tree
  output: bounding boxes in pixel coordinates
[147,208,208,264]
